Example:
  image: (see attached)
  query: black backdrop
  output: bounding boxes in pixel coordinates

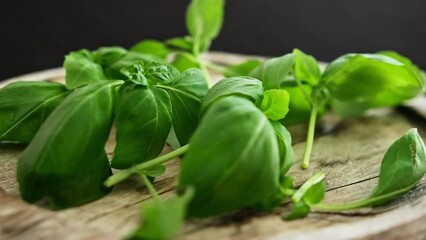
[1,0,425,80]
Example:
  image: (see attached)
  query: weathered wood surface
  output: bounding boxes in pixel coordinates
[1,52,426,240]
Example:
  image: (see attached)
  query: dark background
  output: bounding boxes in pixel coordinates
[1,0,425,80]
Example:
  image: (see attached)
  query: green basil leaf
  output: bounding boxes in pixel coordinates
[0,81,69,143]
[64,49,106,89]
[157,68,208,145]
[321,53,423,105]
[17,81,121,209]
[201,77,264,113]
[129,188,193,240]
[281,82,314,125]
[186,0,225,49]
[130,40,170,60]
[165,36,194,52]
[270,121,294,175]
[283,201,311,221]
[261,89,290,121]
[93,47,127,67]
[292,48,321,86]
[120,61,148,86]
[224,60,262,78]
[292,172,325,204]
[144,62,180,84]
[251,53,294,90]
[171,52,200,72]
[179,96,280,217]
[104,52,163,79]
[139,165,166,178]
[368,128,426,206]
[111,85,172,169]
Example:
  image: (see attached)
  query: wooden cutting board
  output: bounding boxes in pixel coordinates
[1,52,426,240]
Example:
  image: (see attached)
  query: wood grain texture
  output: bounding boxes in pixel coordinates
[1,52,426,240]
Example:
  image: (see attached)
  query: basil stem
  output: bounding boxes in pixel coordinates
[104,144,189,187]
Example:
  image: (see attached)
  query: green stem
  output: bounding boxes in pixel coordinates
[104,144,190,187]
[140,174,160,201]
[199,60,213,88]
[301,106,318,169]
[312,200,370,212]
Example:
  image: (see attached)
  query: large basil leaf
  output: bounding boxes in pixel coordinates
[93,47,127,68]
[157,68,208,145]
[17,81,121,209]
[171,52,200,72]
[201,77,263,113]
[251,53,294,90]
[178,96,280,217]
[186,0,225,51]
[111,85,172,169]
[321,53,423,105]
[64,49,106,89]
[0,81,69,143]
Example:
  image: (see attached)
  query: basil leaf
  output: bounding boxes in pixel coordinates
[130,40,170,60]
[186,0,225,51]
[17,81,121,209]
[93,47,127,67]
[224,60,262,78]
[179,96,280,217]
[0,81,69,143]
[292,48,321,86]
[120,61,148,86]
[283,201,311,221]
[129,188,193,240]
[171,52,200,72]
[201,77,264,113]
[144,62,180,84]
[139,165,166,178]
[64,49,106,89]
[104,52,163,79]
[368,128,426,205]
[322,53,423,105]
[111,85,172,169]
[251,53,294,90]
[261,89,290,121]
[280,80,313,125]
[157,68,208,145]
[270,121,294,175]
[165,36,194,52]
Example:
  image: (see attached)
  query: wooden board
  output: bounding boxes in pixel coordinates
[1,52,426,240]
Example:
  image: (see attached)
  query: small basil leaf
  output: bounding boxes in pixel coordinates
[303,181,326,205]
[104,52,163,79]
[270,121,294,175]
[322,53,423,105]
[112,85,172,169]
[17,81,121,209]
[179,96,280,217]
[165,36,194,52]
[201,77,264,113]
[120,61,148,85]
[224,60,262,78]
[171,52,200,72]
[292,48,321,86]
[261,89,290,121]
[283,201,311,221]
[64,49,106,89]
[157,68,208,145]
[251,53,294,90]
[130,40,170,60]
[292,172,325,204]
[368,128,426,206]
[144,62,180,84]
[0,81,69,143]
[129,188,193,240]
[280,176,296,196]
[186,0,225,51]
